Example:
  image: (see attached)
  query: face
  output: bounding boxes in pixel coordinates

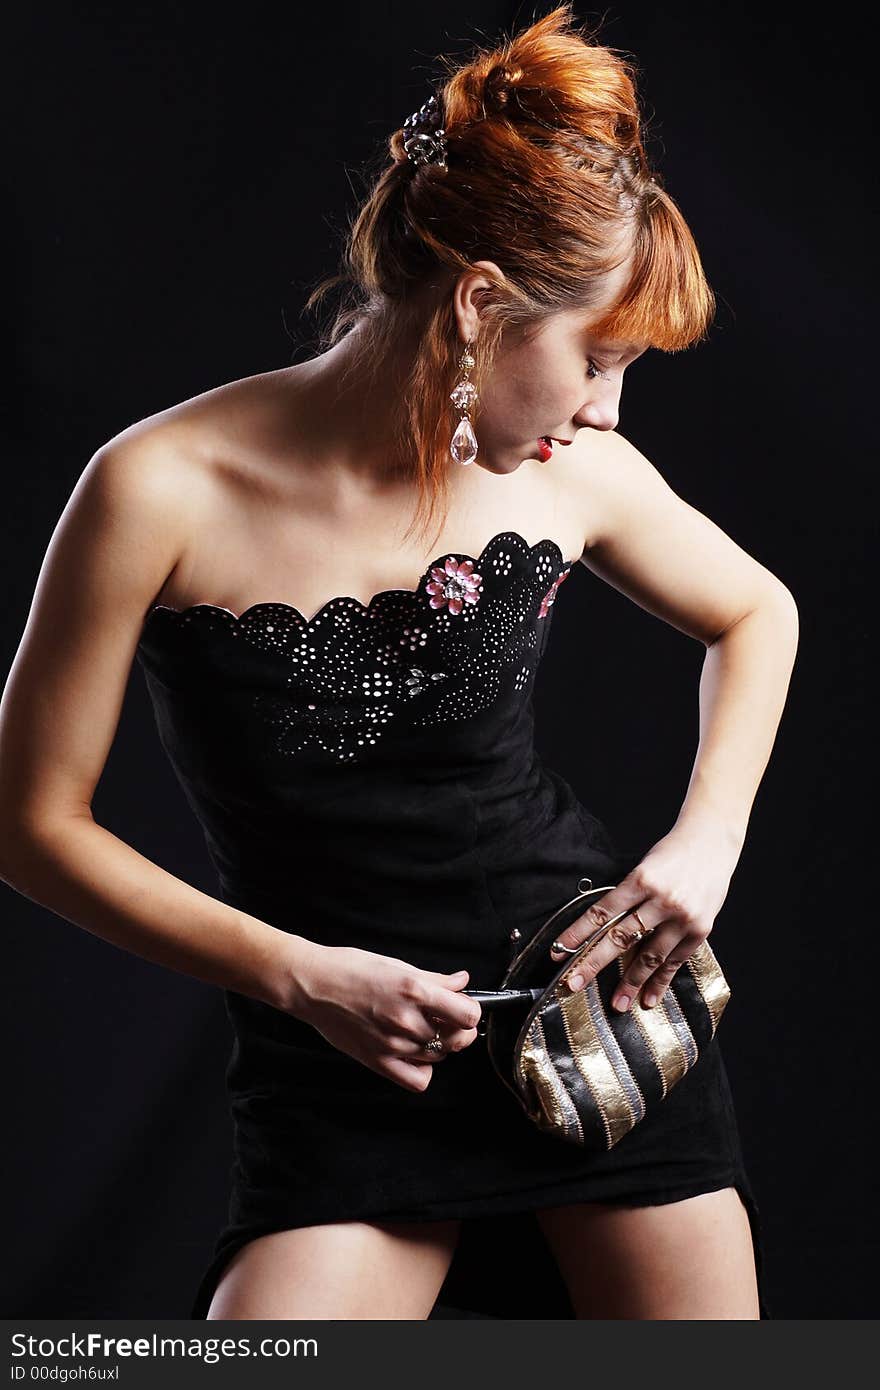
[460,257,648,474]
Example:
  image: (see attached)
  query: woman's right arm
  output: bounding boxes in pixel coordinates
[0,429,479,1091]
[0,430,320,1007]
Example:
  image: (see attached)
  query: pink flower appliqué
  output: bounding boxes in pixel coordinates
[538,566,571,618]
[425,557,483,616]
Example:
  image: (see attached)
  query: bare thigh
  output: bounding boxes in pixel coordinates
[206,1218,461,1320]
[536,1187,760,1320]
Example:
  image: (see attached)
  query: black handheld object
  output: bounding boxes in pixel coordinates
[462,988,544,1008]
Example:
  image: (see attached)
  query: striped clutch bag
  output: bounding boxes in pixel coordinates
[468,877,730,1150]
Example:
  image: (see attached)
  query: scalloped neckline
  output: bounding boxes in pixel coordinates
[142,530,577,632]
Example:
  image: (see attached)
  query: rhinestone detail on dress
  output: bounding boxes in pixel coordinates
[140,531,577,765]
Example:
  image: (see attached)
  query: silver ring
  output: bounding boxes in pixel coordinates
[424,1033,444,1054]
[551,939,581,955]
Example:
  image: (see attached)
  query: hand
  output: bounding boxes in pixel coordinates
[548,823,740,1010]
[283,941,482,1093]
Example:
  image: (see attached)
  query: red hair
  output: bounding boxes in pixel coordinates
[305,4,715,547]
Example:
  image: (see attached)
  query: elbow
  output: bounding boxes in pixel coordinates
[767,581,799,631]
[0,820,45,889]
[707,581,799,648]
[758,581,800,657]
[0,811,86,888]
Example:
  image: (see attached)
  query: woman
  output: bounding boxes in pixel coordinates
[0,6,797,1319]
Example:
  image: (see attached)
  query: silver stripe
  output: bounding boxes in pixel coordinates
[534,1017,585,1144]
[584,981,646,1122]
[662,988,699,1068]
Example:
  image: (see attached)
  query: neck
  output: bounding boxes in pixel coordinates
[290,319,423,495]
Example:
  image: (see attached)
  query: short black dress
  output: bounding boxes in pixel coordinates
[136,529,769,1318]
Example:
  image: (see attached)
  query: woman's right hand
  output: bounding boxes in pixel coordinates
[282,941,483,1092]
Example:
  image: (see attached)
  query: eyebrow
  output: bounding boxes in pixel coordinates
[620,342,649,357]
[585,331,650,362]
[593,338,648,358]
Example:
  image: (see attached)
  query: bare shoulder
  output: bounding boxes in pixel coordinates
[0,424,188,830]
[551,427,795,641]
[85,418,200,524]
[549,427,669,554]
[18,365,272,659]
[92,365,285,506]
[78,364,293,568]
[62,419,205,618]
[0,367,306,832]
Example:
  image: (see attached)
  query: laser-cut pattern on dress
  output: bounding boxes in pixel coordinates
[140,530,575,765]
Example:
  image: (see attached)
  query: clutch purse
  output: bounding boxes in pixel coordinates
[463,876,730,1151]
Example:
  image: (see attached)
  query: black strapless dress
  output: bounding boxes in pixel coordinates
[135,530,769,1319]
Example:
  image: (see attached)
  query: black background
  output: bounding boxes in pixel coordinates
[3,2,874,1318]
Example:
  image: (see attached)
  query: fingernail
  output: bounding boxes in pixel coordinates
[568,974,584,991]
[614,994,631,1012]
[643,993,657,1008]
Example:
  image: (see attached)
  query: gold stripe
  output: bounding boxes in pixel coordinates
[615,957,668,1098]
[519,1019,583,1142]
[662,986,698,1066]
[585,981,646,1121]
[629,990,690,1091]
[687,942,731,1034]
[559,989,636,1147]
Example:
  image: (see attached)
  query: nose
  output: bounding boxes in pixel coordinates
[574,374,623,433]
[575,401,619,431]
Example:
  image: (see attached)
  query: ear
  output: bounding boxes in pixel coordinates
[452,260,509,341]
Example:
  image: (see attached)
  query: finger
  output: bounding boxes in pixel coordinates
[424,968,471,988]
[610,928,682,1012]
[376,1056,435,1093]
[424,1020,481,1054]
[639,955,692,1009]
[417,985,482,1032]
[390,1026,479,1058]
[551,906,653,992]
[550,900,653,989]
[549,897,649,963]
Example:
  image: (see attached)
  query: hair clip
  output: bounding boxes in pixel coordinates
[402,93,448,171]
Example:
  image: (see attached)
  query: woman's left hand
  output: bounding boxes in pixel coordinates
[549,820,742,1010]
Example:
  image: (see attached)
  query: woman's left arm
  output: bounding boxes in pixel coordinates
[550,429,800,1007]
[674,589,800,854]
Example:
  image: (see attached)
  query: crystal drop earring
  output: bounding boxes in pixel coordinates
[449,338,479,465]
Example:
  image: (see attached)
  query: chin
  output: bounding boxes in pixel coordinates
[473,452,522,476]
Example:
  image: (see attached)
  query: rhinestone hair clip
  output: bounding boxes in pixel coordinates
[402,93,448,171]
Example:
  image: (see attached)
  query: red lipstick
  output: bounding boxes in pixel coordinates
[537,435,554,461]
[537,435,573,461]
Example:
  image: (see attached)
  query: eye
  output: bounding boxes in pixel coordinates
[586,359,609,382]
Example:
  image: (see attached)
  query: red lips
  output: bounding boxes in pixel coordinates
[537,436,554,461]
[537,434,573,461]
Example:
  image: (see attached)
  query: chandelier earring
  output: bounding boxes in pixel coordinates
[449,339,479,466]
